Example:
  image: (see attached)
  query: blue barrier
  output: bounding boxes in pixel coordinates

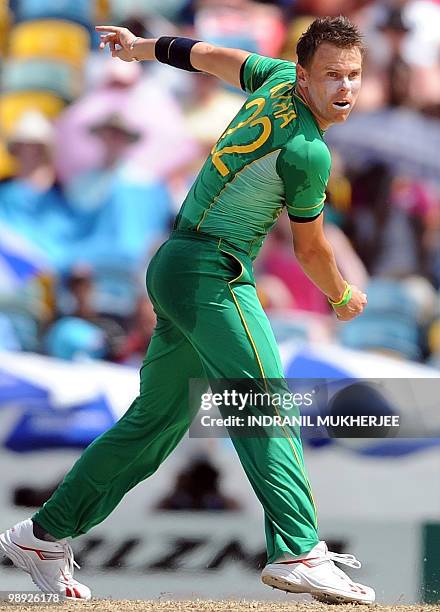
[5,394,115,451]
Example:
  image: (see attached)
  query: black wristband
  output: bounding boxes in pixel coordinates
[155,36,201,72]
[155,36,176,63]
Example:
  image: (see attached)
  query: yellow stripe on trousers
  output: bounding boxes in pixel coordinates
[222,247,318,528]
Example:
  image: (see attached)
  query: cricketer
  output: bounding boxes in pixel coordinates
[0,16,372,603]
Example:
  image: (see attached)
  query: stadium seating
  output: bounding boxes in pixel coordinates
[267,317,310,343]
[110,0,186,20]
[360,279,419,320]
[9,19,90,67]
[0,91,64,135]
[0,1,11,57]
[269,312,332,344]
[338,279,422,360]
[2,59,82,102]
[1,12,90,136]
[339,315,421,361]
[13,0,92,27]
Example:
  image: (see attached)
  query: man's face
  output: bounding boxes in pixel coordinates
[11,142,50,165]
[97,126,134,152]
[297,42,363,127]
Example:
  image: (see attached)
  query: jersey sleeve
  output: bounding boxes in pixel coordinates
[276,138,331,222]
[240,53,295,94]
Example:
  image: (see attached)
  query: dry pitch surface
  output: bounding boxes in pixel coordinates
[0,602,439,612]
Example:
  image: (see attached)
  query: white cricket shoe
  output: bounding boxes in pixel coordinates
[261,541,375,604]
[0,519,91,600]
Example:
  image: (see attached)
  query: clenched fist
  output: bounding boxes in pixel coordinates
[332,285,367,321]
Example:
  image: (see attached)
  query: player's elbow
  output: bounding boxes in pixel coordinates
[294,245,317,264]
[197,42,216,57]
[192,42,216,71]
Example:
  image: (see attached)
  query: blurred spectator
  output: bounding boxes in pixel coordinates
[391,175,440,280]
[257,211,368,315]
[192,1,286,57]
[377,7,412,108]
[68,110,142,204]
[183,73,245,153]
[279,16,314,61]
[257,274,296,311]
[156,456,241,511]
[324,222,369,289]
[294,0,374,17]
[114,296,157,365]
[356,2,440,112]
[44,266,126,361]
[0,112,78,268]
[346,162,421,278]
[66,111,173,269]
[63,265,98,321]
[403,0,440,112]
[257,214,328,314]
[44,316,108,361]
[55,57,199,185]
[44,266,156,363]
[403,275,438,322]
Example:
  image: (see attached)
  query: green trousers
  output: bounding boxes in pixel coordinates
[33,231,319,562]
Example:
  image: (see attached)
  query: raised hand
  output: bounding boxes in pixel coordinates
[96,25,138,62]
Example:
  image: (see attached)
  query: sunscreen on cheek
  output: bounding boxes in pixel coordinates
[325,77,361,95]
[350,79,361,94]
[324,79,344,96]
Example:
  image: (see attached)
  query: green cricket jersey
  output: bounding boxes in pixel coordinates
[174,53,332,260]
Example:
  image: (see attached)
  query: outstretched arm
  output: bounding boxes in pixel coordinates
[96,26,250,89]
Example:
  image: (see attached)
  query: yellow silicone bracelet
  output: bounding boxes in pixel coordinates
[328,283,352,307]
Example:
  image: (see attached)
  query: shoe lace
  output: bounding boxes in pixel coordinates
[325,550,363,590]
[326,551,361,569]
[62,542,80,580]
